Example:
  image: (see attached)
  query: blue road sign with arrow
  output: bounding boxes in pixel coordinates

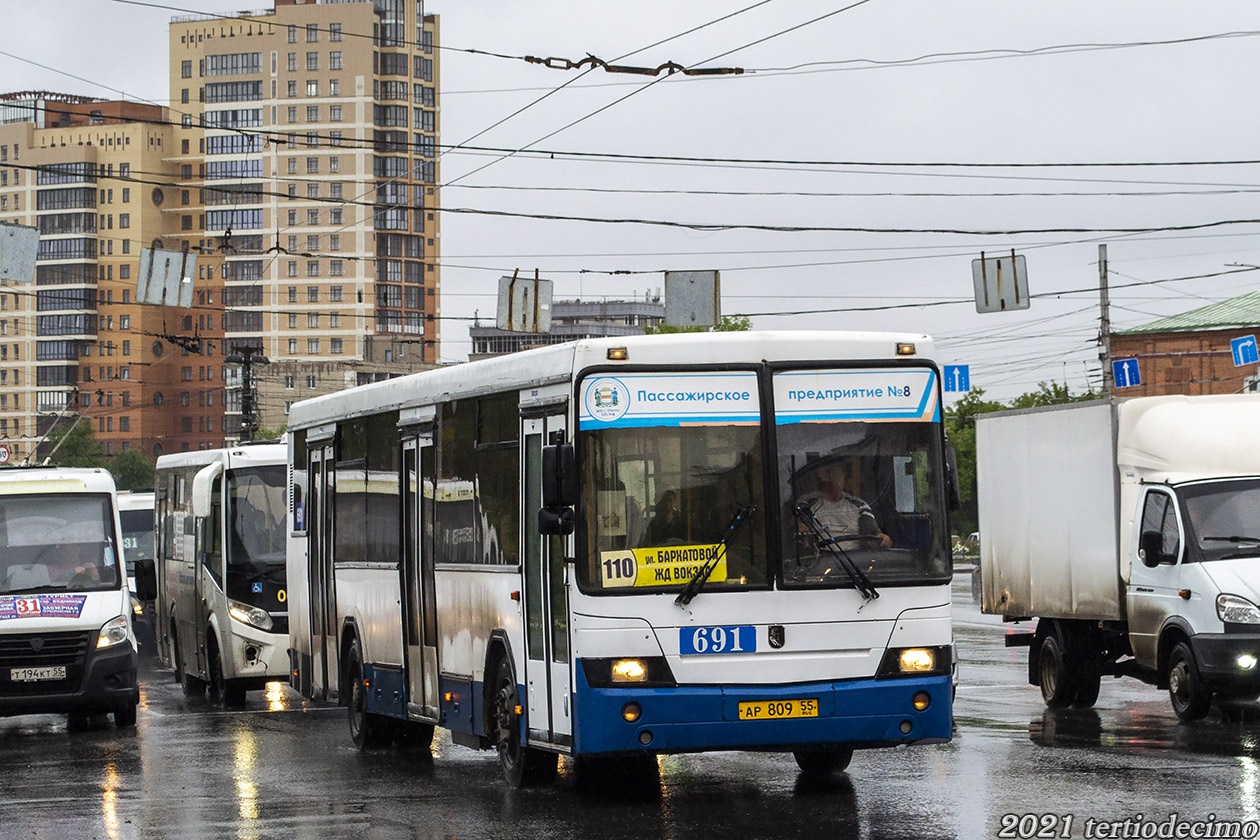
[1231,335,1259,367]
[1113,359,1141,388]
[943,365,970,393]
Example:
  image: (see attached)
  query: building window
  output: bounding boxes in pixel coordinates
[306,105,319,122]
[306,52,319,71]
[307,339,319,355]
[307,261,320,277]
[288,286,298,303]
[307,313,320,328]
[181,60,192,78]
[330,23,342,41]
[307,287,319,302]
[329,104,342,121]
[330,286,344,302]
[288,339,297,354]
[307,209,320,225]
[306,23,319,42]
[330,338,344,354]
[329,234,341,250]
[330,260,344,276]
[287,261,298,277]
[307,157,319,174]
[287,158,298,175]
[288,313,298,329]
[287,79,297,97]
[307,80,319,96]
[285,375,295,389]
[287,52,297,72]
[287,25,297,43]
[329,157,340,173]
[287,106,297,122]
[330,312,341,328]
[330,51,343,71]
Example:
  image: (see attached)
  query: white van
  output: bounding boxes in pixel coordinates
[0,467,139,727]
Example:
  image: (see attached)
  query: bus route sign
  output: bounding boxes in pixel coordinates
[598,545,727,589]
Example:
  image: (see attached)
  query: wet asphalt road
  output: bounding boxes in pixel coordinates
[2,572,1258,840]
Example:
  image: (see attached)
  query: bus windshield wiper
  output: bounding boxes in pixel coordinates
[1203,535,1260,543]
[793,503,879,602]
[674,504,755,608]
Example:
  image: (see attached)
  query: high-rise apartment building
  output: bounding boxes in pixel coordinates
[0,1,440,462]
[169,0,441,435]
[0,93,214,459]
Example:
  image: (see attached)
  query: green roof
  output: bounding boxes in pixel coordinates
[1119,291,1260,335]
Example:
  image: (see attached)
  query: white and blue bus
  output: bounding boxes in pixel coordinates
[285,331,955,785]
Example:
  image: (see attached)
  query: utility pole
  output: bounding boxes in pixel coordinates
[226,345,269,441]
[1098,244,1112,396]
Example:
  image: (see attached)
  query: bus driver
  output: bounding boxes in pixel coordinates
[806,461,892,549]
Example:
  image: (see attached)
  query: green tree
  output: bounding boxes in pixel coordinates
[644,314,752,334]
[38,417,105,468]
[111,447,155,491]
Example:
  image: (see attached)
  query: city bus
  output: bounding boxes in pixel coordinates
[152,444,288,707]
[285,332,955,785]
[117,489,156,655]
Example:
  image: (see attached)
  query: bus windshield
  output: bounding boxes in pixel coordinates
[119,507,154,579]
[0,494,120,594]
[775,367,951,588]
[226,465,287,575]
[576,370,767,594]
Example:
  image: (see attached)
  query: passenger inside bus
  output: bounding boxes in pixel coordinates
[644,489,687,545]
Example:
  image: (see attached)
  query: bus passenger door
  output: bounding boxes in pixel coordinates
[307,444,338,701]
[402,434,440,721]
[523,413,572,746]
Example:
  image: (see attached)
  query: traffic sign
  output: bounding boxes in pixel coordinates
[943,365,970,393]
[1113,359,1141,388]
[0,444,10,464]
[1231,335,1259,367]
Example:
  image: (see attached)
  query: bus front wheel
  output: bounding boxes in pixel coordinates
[793,747,853,776]
[492,657,557,787]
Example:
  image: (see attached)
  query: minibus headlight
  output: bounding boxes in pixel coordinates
[228,600,274,631]
[1217,594,1260,625]
[96,615,130,649]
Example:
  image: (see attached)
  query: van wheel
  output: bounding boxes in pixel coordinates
[114,703,137,728]
[492,657,557,787]
[1038,633,1079,708]
[346,639,390,749]
[1168,641,1212,721]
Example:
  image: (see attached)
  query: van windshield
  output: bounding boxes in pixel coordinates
[0,494,120,594]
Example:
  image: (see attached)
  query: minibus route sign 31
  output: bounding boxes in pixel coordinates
[599,544,727,589]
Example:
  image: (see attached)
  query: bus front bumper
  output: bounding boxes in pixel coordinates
[572,669,953,756]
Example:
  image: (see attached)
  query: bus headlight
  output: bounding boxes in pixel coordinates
[899,648,936,673]
[96,615,130,649]
[611,659,648,683]
[228,600,274,631]
[1217,594,1260,624]
[877,646,951,678]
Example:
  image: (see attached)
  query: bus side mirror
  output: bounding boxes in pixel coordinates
[191,462,223,519]
[539,507,574,536]
[542,444,577,508]
[134,558,157,601]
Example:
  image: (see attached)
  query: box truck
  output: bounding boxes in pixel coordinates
[978,396,1260,720]
[0,467,139,727]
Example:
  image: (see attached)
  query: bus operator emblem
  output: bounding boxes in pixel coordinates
[585,378,629,422]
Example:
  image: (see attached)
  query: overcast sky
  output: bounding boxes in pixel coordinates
[5,1,1260,400]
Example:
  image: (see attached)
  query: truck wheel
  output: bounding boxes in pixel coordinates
[1073,661,1102,708]
[1038,634,1079,708]
[1167,641,1212,721]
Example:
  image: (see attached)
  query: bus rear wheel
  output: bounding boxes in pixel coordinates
[492,657,557,787]
[346,639,391,749]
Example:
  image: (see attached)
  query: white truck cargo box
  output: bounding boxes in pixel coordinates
[977,400,1124,621]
